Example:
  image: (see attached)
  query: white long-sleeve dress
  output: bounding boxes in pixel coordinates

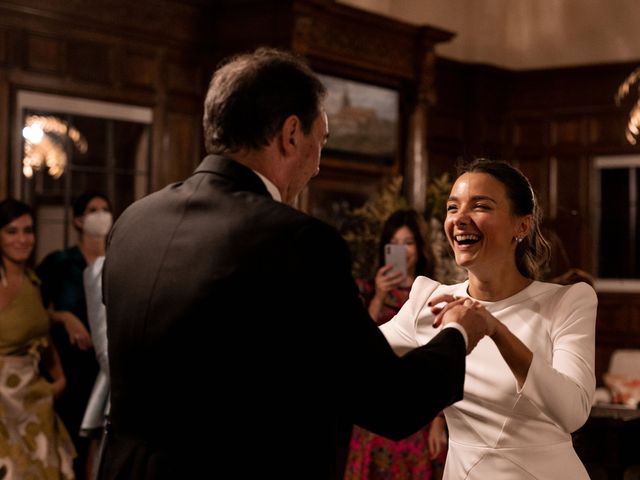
[380,277,597,480]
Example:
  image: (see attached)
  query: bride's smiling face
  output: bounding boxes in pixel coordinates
[444,172,527,275]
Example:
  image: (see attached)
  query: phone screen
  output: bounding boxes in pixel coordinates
[384,244,407,277]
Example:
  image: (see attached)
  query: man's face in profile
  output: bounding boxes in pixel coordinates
[291,109,329,197]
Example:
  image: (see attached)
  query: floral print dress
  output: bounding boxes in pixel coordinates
[0,272,76,479]
[343,279,444,480]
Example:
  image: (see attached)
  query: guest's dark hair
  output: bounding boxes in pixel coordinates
[203,47,327,155]
[377,209,434,277]
[459,158,551,279]
[0,198,34,230]
[72,191,111,218]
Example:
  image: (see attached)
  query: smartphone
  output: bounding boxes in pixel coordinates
[384,244,407,278]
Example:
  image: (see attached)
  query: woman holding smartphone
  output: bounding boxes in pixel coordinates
[345,209,447,480]
[359,209,433,326]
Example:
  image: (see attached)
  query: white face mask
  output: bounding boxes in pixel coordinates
[83,211,113,237]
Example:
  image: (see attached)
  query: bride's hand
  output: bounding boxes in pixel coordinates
[427,294,500,354]
[428,294,499,336]
[428,294,468,328]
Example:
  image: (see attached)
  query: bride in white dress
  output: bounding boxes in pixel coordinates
[381,159,596,479]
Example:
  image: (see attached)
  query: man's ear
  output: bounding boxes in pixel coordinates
[280,115,300,156]
[73,216,83,230]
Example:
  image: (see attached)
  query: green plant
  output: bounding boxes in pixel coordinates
[338,171,466,284]
[339,175,406,280]
[424,172,452,224]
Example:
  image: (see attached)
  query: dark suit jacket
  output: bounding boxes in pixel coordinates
[100,155,466,480]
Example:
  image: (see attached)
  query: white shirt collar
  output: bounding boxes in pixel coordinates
[252,170,282,202]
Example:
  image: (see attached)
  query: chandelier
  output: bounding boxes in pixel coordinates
[21,115,87,178]
[615,67,640,145]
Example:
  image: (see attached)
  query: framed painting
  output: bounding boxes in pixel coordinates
[318,74,399,165]
[302,173,379,229]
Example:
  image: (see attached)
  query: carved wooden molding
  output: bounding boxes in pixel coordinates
[292,0,453,83]
[0,1,203,47]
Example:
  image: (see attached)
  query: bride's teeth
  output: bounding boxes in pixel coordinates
[456,234,479,241]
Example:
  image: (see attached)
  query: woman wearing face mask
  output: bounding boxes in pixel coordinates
[37,191,113,480]
[0,198,76,478]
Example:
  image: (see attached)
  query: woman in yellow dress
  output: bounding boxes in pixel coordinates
[0,198,76,479]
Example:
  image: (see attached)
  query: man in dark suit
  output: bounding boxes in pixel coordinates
[100,47,488,480]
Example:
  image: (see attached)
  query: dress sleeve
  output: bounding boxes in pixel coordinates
[518,282,597,432]
[84,257,109,375]
[379,276,441,357]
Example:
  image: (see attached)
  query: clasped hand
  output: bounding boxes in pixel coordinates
[427,294,498,354]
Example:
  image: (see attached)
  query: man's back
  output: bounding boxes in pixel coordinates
[102,156,467,479]
[103,156,357,477]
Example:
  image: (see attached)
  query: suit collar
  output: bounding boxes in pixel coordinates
[193,155,272,198]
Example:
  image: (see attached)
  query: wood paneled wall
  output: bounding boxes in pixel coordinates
[0,0,208,197]
[596,292,640,384]
[0,0,453,206]
[429,58,640,384]
[1,0,638,382]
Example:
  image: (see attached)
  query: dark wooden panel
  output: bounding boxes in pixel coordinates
[68,40,112,84]
[426,149,461,181]
[595,292,640,386]
[433,58,469,111]
[512,118,549,148]
[122,49,158,90]
[0,28,7,65]
[0,0,204,47]
[167,60,201,96]
[466,114,506,159]
[506,71,556,110]
[300,12,416,79]
[598,293,640,335]
[552,155,590,269]
[26,33,63,73]
[551,116,586,147]
[0,81,8,196]
[548,64,633,109]
[154,111,200,188]
[474,115,506,147]
[214,0,453,84]
[297,0,452,81]
[428,109,464,143]
[467,65,509,111]
[588,113,629,148]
